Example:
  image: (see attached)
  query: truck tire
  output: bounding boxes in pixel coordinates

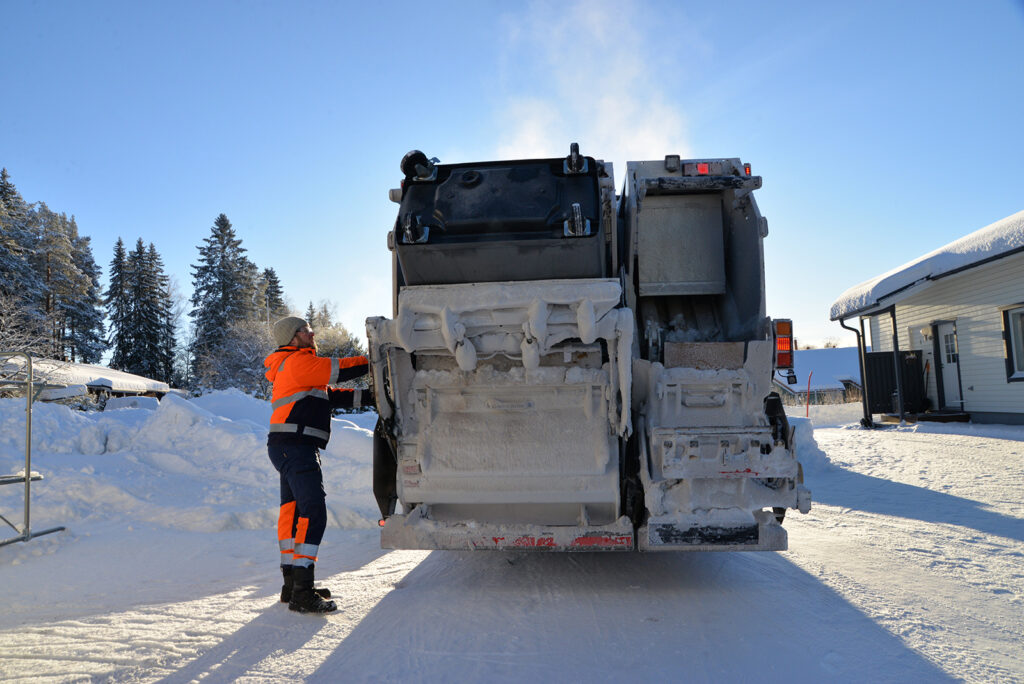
[621,420,645,527]
[372,417,398,520]
[764,392,791,449]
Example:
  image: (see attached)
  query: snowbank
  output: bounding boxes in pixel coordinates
[789,416,832,476]
[802,401,866,428]
[191,387,272,425]
[104,395,160,411]
[0,392,380,534]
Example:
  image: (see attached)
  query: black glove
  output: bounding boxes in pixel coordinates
[358,387,375,409]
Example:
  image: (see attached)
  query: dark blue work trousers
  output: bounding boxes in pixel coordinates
[268,442,328,551]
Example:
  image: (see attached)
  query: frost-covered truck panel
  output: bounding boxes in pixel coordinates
[367,146,809,552]
[366,279,635,550]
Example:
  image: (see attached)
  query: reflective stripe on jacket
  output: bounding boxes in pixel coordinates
[263,346,369,448]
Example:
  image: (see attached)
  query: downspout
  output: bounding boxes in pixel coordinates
[889,306,905,422]
[839,316,873,428]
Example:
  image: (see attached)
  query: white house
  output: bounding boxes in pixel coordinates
[830,210,1024,425]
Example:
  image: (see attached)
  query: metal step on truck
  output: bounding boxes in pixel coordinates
[365,144,810,552]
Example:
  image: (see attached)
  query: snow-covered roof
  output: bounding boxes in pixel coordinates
[1,357,170,394]
[830,210,1024,320]
[774,346,861,392]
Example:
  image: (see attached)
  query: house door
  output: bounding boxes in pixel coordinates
[937,322,962,408]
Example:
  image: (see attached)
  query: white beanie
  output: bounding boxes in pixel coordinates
[273,316,308,347]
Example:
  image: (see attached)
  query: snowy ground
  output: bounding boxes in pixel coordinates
[1,394,1021,682]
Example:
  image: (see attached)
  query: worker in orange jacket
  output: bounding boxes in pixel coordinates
[264,316,372,614]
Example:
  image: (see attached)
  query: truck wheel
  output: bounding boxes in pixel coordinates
[764,392,791,449]
[621,424,645,526]
[373,417,398,520]
[772,507,786,524]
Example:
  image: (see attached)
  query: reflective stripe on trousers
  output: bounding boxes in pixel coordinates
[279,537,294,565]
[293,542,319,568]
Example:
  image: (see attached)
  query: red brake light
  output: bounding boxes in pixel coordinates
[697,162,710,175]
[773,319,794,369]
[744,163,751,176]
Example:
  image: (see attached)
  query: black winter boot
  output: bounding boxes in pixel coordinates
[280,566,332,603]
[288,564,337,614]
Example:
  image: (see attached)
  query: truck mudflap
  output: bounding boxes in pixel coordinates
[381,507,635,551]
[637,510,787,552]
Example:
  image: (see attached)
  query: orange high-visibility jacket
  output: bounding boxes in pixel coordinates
[264,346,370,448]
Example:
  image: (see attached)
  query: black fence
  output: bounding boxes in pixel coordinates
[864,350,928,414]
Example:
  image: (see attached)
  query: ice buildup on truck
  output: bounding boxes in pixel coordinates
[366,144,810,552]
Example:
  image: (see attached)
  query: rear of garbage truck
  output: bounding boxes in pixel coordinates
[366,145,809,551]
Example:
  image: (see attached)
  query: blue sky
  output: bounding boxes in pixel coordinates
[3,0,1022,348]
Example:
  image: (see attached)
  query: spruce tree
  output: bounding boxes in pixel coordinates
[105,238,132,369]
[240,257,262,322]
[0,169,46,328]
[64,218,106,363]
[261,267,287,322]
[147,243,177,383]
[114,238,176,381]
[317,302,333,328]
[29,205,81,358]
[189,213,254,387]
[124,239,159,376]
[0,168,22,215]
[302,300,335,330]
[0,170,102,362]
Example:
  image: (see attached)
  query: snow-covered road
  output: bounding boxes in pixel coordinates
[787,424,1024,682]
[1,398,1021,682]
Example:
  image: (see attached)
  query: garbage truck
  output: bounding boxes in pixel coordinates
[365,145,810,551]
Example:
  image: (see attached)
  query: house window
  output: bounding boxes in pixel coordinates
[943,332,957,365]
[1007,306,1024,381]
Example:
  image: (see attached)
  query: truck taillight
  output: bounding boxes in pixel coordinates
[697,162,710,175]
[774,319,794,369]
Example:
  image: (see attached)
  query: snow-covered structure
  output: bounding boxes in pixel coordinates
[772,347,863,406]
[0,357,171,401]
[830,210,1024,424]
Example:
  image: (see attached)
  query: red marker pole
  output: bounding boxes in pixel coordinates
[806,371,813,418]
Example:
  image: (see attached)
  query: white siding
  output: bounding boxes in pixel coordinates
[869,315,891,352]
[865,252,1024,415]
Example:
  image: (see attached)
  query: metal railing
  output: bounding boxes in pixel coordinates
[0,352,65,547]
